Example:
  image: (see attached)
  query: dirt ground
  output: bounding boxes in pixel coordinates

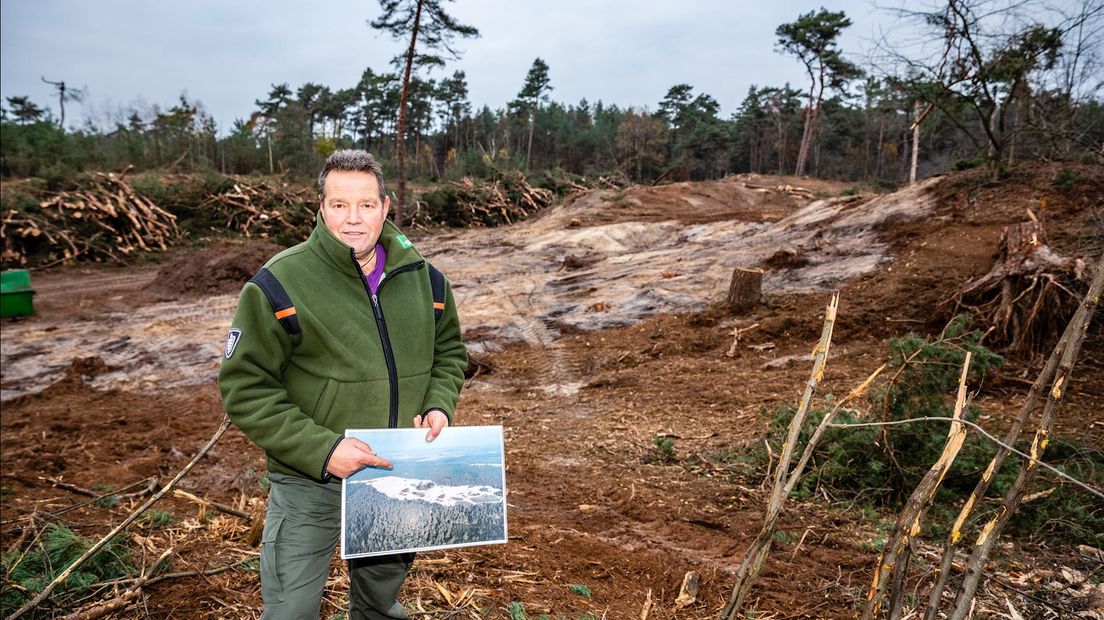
[1,163,1102,619]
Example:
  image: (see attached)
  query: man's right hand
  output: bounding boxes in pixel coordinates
[325,437,393,479]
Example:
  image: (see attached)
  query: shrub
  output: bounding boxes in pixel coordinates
[0,183,39,213]
[650,436,676,463]
[0,525,134,614]
[39,161,81,191]
[508,602,528,620]
[567,583,592,597]
[91,484,118,508]
[1051,168,1080,192]
[445,151,496,181]
[142,510,177,528]
[721,316,1101,545]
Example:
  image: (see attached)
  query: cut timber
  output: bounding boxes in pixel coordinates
[947,254,1103,620]
[726,267,763,311]
[639,589,654,620]
[674,571,700,609]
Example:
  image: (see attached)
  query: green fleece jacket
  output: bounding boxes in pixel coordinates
[218,215,467,482]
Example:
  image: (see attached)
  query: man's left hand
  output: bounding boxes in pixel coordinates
[413,410,449,442]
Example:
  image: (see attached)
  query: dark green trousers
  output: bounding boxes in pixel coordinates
[261,473,414,620]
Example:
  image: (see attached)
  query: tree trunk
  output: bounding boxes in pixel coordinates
[987,101,1003,180]
[57,85,66,129]
[395,0,425,228]
[795,104,816,177]
[526,108,536,170]
[726,268,763,311]
[267,130,274,175]
[876,116,886,180]
[910,100,921,185]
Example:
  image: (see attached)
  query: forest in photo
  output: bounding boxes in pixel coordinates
[344,478,505,557]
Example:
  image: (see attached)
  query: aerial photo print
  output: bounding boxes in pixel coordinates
[341,426,508,559]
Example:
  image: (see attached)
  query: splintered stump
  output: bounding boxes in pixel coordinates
[726,267,763,311]
[952,214,1088,355]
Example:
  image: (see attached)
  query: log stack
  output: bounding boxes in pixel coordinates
[1,170,573,268]
[1,169,179,267]
[200,178,314,241]
[414,172,554,228]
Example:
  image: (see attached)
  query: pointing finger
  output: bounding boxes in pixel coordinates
[362,452,393,470]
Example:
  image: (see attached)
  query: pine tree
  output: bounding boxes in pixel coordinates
[370,0,479,227]
[515,58,552,170]
[776,9,861,176]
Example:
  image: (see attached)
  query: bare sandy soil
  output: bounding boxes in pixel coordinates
[1,164,1101,619]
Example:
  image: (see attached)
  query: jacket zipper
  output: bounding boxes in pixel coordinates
[352,249,425,428]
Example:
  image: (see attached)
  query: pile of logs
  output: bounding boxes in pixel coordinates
[1,170,179,267]
[0,170,573,268]
[200,178,314,241]
[413,172,554,228]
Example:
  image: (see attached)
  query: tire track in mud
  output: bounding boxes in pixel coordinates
[31,269,158,298]
[493,283,586,399]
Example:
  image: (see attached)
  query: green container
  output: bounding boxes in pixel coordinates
[1,269,35,317]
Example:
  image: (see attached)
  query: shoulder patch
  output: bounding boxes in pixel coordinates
[395,234,413,249]
[225,328,242,359]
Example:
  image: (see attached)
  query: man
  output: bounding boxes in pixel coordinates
[219,150,467,619]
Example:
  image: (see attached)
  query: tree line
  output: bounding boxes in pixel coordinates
[2,0,1100,195]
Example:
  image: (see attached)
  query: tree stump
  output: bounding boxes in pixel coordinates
[726,267,763,311]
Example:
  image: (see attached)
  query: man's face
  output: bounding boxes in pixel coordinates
[320,170,391,256]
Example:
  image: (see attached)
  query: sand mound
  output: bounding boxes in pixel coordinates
[144,240,284,299]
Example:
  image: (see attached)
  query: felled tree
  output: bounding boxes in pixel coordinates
[951,211,1089,356]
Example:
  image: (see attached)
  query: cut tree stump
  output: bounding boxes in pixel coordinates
[951,214,1087,355]
[726,267,763,311]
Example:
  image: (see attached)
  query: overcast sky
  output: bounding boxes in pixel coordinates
[1,1,896,132]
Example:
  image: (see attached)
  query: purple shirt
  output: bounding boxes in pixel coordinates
[364,243,386,295]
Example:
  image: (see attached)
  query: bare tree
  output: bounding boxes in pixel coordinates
[873,0,1099,177]
[41,77,86,129]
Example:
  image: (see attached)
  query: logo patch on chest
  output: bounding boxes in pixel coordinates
[225,328,242,359]
[396,234,413,249]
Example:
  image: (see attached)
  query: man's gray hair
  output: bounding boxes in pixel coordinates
[317,150,387,203]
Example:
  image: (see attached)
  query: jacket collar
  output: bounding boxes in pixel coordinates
[309,210,425,278]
